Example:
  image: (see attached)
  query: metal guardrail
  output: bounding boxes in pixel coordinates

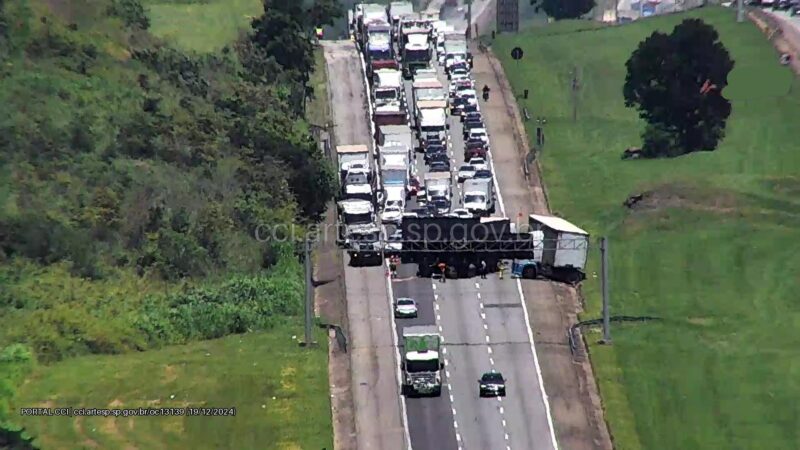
[568,316,662,356]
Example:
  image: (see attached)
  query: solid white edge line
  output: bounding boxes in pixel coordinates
[487,84,560,450]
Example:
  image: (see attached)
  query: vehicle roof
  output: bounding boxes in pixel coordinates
[481,371,504,380]
[396,297,416,303]
[339,200,374,213]
[459,164,475,169]
[337,144,369,153]
[529,214,589,235]
[424,171,451,180]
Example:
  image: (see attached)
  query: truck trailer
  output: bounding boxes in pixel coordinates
[511,214,589,284]
[401,325,443,397]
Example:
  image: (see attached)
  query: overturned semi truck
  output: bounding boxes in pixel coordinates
[386,215,589,283]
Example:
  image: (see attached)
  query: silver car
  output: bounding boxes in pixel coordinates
[394,297,418,318]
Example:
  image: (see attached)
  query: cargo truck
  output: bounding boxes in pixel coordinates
[337,199,382,266]
[402,36,431,78]
[337,145,370,182]
[511,214,590,285]
[372,69,403,106]
[423,171,450,202]
[416,106,447,140]
[401,325,443,397]
[462,178,494,215]
[388,1,414,26]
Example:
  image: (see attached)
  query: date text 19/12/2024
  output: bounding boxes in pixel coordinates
[18,407,237,417]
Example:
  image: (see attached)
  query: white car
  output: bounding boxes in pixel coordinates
[394,297,418,318]
[468,157,488,171]
[457,164,476,182]
[448,208,473,219]
[381,205,403,224]
[468,128,489,143]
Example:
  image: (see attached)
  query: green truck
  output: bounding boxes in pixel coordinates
[401,325,443,397]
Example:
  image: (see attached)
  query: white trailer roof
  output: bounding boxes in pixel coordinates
[417,99,447,109]
[407,34,429,46]
[424,171,450,180]
[529,214,589,235]
[376,70,402,89]
[419,108,446,125]
[412,79,442,89]
[337,145,369,154]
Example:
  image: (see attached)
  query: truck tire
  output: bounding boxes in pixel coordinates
[522,265,537,279]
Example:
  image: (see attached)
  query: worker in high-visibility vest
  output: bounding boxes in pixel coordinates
[315,27,324,40]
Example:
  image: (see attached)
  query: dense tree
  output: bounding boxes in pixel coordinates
[623,19,735,157]
[537,0,595,20]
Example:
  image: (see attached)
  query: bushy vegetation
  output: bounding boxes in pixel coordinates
[0,0,339,445]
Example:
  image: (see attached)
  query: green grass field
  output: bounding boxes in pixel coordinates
[16,322,331,450]
[495,7,800,450]
[144,0,263,53]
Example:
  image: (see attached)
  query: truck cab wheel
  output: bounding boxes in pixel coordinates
[522,265,537,279]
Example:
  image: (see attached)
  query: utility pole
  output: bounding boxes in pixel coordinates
[737,0,744,23]
[301,238,317,347]
[466,0,473,39]
[600,237,612,344]
[571,67,579,122]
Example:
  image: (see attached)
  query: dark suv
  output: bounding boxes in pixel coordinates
[478,371,506,397]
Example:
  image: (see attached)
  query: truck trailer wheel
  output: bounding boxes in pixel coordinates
[522,265,537,279]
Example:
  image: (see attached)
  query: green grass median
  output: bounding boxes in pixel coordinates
[495,7,800,450]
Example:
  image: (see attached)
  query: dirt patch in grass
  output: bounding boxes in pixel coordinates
[623,183,740,214]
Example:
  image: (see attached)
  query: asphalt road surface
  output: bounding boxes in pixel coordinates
[389,33,558,449]
[323,41,407,450]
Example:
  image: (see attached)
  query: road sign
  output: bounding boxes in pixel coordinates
[511,47,524,60]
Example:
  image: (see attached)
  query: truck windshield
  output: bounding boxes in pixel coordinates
[464,194,485,204]
[421,125,444,133]
[344,212,372,225]
[352,232,379,241]
[405,49,430,62]
[345,173,368,185]
[383,170,407,185]
[407,359,440,372]
[375,89,396,100]
[369,48,393,60]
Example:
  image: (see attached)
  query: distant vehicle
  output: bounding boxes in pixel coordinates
[427,152,449,166]
[429,160,451,173]
[468,128,488,143]
[460,100,480,118]
[464,139,488,160]
[447,208,472,219]
[430,195,451,215]
[468,157,488,171]
[473,169,492,179]
[478,371,506,397]
[463,111,482,122]
[381,204,404,224]
[457,164,476,182]
[462,120,484,138]
[394,297,418,318]
[424,145,447,164]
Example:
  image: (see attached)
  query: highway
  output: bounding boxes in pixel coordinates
[388,25,559,449]
[323,41,407,450]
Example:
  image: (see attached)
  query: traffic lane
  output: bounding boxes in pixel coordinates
[323,42,372,145]
[436,279,506,450]
[392,264,459,450]
[479,276,557,450]
[344,264,407,450]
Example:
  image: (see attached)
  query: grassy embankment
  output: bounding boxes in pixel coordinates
[3,0,332,448]
[494,7,800,450]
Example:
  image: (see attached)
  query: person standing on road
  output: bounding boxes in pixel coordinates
[482,84,491,102]
[389,256,397,279]
[480,260,487,279]
[438,261,447,283]
[497,260,505,280]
